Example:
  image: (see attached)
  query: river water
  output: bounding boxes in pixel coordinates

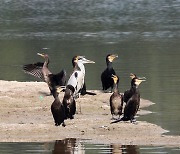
[0,0,179,153]
[0,139,180,154]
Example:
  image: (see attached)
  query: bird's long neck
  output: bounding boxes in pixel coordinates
[106,61,113,70]
[73,63,80,71]
[130,85,139,94]
[54,91,59,99]
[77,62,85,74]
[64,88,72,99]
[43,57,49,68]
[113,82,119,93]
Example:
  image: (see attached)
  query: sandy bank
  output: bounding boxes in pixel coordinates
[0,80,179,146]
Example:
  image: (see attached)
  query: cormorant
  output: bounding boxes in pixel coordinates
[23,53,66,97]
[110,75,123,119]
[67,56,95,98]
[123,73,137,103]
[122,77,146,122]
[123,73,146,104]
[72,56,96,96]
[51,86,66,127]
[101,54,118,92]
[62,85,76,119]
[111,76,146,123]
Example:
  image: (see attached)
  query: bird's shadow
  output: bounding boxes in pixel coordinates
[110,118,138,125]
[110,118,122,124]
[38,91,51,96]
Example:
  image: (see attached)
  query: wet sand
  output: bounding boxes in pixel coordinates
[0,80,179,146]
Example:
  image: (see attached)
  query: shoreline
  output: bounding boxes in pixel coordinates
[0,80,179,146]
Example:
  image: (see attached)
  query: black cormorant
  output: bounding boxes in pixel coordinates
[62,85,76,119]
[122,77,146,122]
[123,73,146,104]
[110,75,123,119]
[101,54,118,92]
[67,56,95,98]
[123,73,137,103]
[51,86,66,127]
[23,53,66,97]
[111,77,145,123]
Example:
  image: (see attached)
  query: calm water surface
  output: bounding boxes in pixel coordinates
[0,139,180,154]
[0,0,179,149]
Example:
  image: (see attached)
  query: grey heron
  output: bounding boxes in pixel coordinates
[67,56,95,98]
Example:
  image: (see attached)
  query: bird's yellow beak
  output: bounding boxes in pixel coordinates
[56,86,66,93]
[130,73,136,79]
[37,53,45,57]
[135,78,146,86]
[111,74,118,84]
[108,54,118,62]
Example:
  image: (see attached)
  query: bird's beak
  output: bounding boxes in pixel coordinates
[109,54,118,62]
[37,53,45,57]
[111,74,117,79]
[112,54,118,59]
[81,57,95,64]
[78,56,85,59]
[111,74,118,83]
[130,73,136,79]
[56,86,66,93]
[138,76,146,80]
[135,78,146,86]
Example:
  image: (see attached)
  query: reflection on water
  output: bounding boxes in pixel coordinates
[52,138,80,154]
[111,145,139,154]
[0,0,179,136]
[0,138,179,154]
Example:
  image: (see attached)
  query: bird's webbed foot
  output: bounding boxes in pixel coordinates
[130,118,137,124]
[62,122,66,127]
[55,123,59,126]
[69,115,74,119]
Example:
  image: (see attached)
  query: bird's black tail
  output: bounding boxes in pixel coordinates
[84,91,97,96]
[110,117,129,124]
[80,83,96,96]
